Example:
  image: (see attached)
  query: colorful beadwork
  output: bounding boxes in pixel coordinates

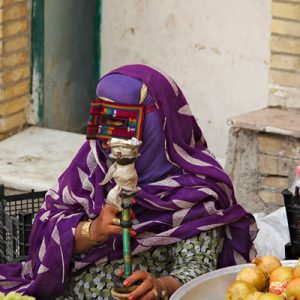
[87,99,146,140]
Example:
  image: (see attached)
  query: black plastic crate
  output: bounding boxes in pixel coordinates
[283,188,300,259]
[0,185,46,263]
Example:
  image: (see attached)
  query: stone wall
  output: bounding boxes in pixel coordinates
[225,127,262,213]
[257,133,300,205]
[0,0,31,140]
[226,108,300,214]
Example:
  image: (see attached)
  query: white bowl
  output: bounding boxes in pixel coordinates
[170,260,297,300]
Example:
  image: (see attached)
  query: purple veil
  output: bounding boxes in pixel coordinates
[0,65,257,299]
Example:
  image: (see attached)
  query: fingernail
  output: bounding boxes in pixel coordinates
[130,231,137,237]
[123,279,130,286]
[128,295,135,300]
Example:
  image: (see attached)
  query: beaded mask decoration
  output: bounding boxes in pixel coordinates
[87,98,148,141]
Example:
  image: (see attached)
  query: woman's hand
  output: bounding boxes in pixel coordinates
[74,204,136,254]
[89,204,136,245]
[117,269,181,300]
[123,270,163,300]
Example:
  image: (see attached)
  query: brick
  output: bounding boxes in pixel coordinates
[0,79,29,101]
[0,8,3,23]
[3,35,28,53]
[272,19,300,38]
[269,86,300,109]
[271,54,300,72]
[258,154,279,175]
[257,134,285,156]
[270,69,300,88]
[2,18,28,37]
[277,0,300,3]
[0,109,25,131]
[0,133,6,140]
[0,94,28,115]
[259,176,289,190]
[257,154,297,176]
[271,36,300,56]
[0,50,29,68]
[3,0,28,6]
[258,133,300,160]
[285,137,300,159]
[2,2,27,22]
[0,64,29,84]
[0,131,11,140]
[0,122,24,140]
[258,189,284,206]
[273,2,300,21]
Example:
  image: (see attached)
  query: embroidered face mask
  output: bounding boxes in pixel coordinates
[87,98,149,141]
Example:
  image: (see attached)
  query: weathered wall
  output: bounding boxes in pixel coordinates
[0,0,31,140]
[101,0,272,159]
[226,107,300,213]
[225,128,262,213]
[226,127,300,214]
[269,0,300,108]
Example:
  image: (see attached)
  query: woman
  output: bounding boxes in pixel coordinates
[0,64,257,299]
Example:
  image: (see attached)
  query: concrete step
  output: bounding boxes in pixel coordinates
[0,126,85,192]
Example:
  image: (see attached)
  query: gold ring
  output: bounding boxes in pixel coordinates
[112,218,120,225]
[152,287,159,300]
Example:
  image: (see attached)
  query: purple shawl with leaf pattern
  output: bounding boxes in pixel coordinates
[0,65,257,299]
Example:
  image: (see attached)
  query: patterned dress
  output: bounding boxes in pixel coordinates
[58,228,220,300]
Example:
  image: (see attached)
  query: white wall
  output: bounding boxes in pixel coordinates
[101,0,272,159]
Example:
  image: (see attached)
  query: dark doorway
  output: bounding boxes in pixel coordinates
[32,0,101,133]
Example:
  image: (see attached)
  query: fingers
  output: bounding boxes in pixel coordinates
[130,209,136,219]
[91,204,137,243]
[104,204,136,222]
[143,288,159,300]
[104,205,136,222]
[107,225,136,237]
[130,230,137,237]
[112,218,121,225]
[128,280,153,300]
[129,289,157,300]
[107,225,122,236]
[125,269,149,284]
[103,204,121,216]
[125,270,156,300]
[100,205,121,226]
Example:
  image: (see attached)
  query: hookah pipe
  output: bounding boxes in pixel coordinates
[114,189,138,292]
[120,189,135,278]
[111,188,139,299]
[103,138,141,299]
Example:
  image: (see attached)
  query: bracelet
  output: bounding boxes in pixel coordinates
[157,279,168,300]
[161,289,168,300]
[81,221,99,245]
